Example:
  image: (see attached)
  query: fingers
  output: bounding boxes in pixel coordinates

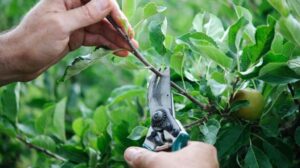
[109,0,134,38]
[84,20,139,56]
[83,32,129,56]
[124,147,157,168]
[86,20,131,50]
[60,0,113,32]
[180,141,219,168]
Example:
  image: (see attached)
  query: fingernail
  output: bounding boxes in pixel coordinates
[125,147,140,162]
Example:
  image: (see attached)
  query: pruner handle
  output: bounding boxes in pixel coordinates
[171,132,189,151]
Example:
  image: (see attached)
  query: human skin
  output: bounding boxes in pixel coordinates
[0,0,138,86]
[124,141,219,168]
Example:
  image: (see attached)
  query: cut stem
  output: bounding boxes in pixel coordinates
[107,16,210,110]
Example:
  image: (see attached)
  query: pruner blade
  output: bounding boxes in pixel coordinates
[143,67,189,152]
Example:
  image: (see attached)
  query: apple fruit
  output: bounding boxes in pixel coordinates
[232,88,264,121]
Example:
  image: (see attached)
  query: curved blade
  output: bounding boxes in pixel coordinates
[148,68,172,116]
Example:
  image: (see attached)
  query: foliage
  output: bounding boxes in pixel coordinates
[1,0,300,167]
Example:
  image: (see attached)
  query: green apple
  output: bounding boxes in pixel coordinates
[232,88,264,121]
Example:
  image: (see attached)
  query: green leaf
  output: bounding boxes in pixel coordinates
[207,77,227,96]
[227,17,248,53]
[278,15,300,47]
[108,85,145,105]
[287,0,300,19]
[263,141,291,167]
[259,114,280,137]
[192,12,225,41]
[127,126,148,141]
[244,145,272,168]
[200,119,220,144]
[170,52,185,75]
[35,104,54,134]
[52,98,67,141]
[192,40,233,69]
[72,118,84,137]
[1,83,20,123]
[235,6,256,43]
[143,2,167,18]
[240,52,289,79]
[288,57,300,75]
[215,125,249,158]
[93,106,109,133]
[88,148,98,168]
[149,19,167,55]
[122,0,136,18]
[97,132,110,153]
[241,16,276,71]
[0,117,16,137]
[30,135,56,152]
[57,145,89,163]
[60,49,112,82]
[178,32,217,47]
[267,0,289,16]
[229,100,250,113]
[235,6,253,22]
[295,127,300,147]
[258,63,300,84]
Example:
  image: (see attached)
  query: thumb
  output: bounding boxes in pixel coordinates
[60,0,113,32]
[124,147,156,168]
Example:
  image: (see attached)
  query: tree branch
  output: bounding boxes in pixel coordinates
[16,134,67,162]
[184,117,208,130]
[107,16,210,111]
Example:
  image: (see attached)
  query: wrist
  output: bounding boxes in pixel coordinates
[0,29,26,86]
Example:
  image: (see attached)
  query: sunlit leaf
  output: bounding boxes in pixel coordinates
[200,119,220,144]
[30,135,56,152]
[122,0,136,18]
[108,85,145,105]
[60,49,112,82]
[52,98,67,141]
[278,15,300,47]
[143,2,167,18]
[93,106,109,133]
[267,0,289,16]
[192,40,233,69]
[149,19,167,55]
[288,56,300,75]
[170,52,185,75]
[127,126,148,141]
[258,63,300,84]
[241,16,276,71]
[227,17,248,53]
[193,12,225,41]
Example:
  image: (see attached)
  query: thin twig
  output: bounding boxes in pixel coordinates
[16,135,67,162]
[223,78,240,114]
[184,117,208,130]
[288,84,300,112]
[107,16,210,111]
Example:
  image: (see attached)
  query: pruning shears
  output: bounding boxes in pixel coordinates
[143,67,189,152]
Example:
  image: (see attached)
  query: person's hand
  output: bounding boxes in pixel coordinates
[124,141,219,168]
[0,0,137,86]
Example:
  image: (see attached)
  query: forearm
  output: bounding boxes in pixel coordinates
[0,29,24,86]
